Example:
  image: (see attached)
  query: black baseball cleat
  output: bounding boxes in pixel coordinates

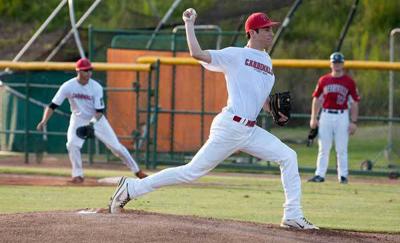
[339,176,348,184]
[307,175,325,183]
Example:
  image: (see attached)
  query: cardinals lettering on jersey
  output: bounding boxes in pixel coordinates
[72,93,93,101]
[245,58,274,76]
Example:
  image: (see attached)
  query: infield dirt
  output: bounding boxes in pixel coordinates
[1,209,399,243]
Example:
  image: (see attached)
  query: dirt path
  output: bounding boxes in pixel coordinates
[0,210,398,243]
[0,154,398,185]
[0,174,103,186]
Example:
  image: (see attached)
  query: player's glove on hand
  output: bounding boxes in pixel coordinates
[76,122,95,139]
[307,126,318,147]
[269,91,291,126]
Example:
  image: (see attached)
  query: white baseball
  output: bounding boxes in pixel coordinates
[183,8,197,21]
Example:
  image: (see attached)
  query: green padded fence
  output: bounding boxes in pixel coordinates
[0,71,72,153]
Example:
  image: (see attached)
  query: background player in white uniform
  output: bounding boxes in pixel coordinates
[109,9,318,229]
[36,58,147,183]
[308,52,360,184]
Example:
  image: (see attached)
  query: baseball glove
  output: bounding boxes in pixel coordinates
[306,126,318,147]
[269,91,291,126]
[76,122,95,139]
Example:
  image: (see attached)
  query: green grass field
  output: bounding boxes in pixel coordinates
[273,124,400,171]
[0,125,399,233]
[0,168,399,233]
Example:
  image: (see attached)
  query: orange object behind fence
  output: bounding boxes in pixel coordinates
[107,49,227,152]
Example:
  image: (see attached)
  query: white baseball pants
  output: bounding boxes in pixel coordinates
[315,110,349,179]
[126,110,304,220]
[66,115,140,177]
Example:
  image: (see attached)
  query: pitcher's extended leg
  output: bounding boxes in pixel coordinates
[127,137,238,197]
[241,127,302,220]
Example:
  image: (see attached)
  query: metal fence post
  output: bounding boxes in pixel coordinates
[145,68,153,168]
[388,28,400,162]
[152,60,161,168]
[134,72,141,163]
[200,66,205,145]
[170,32,178,158]
[24,72,30,164]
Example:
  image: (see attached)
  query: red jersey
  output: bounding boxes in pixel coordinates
[312,73,360,110]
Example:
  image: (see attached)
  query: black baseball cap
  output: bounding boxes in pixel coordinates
[330,52,344,63]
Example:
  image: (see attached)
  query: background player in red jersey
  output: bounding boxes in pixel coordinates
[308,52,360,184]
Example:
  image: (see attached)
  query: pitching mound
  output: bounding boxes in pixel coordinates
[0,210,398,243]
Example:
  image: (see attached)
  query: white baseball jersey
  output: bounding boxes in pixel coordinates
[54,77,141,178]
[52,78,104,120]
[127,46,305,221]
[201,47,275,121]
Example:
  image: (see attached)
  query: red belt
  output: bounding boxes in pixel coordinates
[232,115,256,127]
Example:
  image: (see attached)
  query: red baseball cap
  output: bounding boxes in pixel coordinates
[245,12,279,33]
[76,58,93,71]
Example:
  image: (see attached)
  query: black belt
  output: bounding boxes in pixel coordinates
[323,109,345,114]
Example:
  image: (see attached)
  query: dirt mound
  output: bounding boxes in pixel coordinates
[0,210,398,243]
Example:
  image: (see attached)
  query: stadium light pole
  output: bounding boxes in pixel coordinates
[12,0,68,62]
[68,0,86,58]
[146,0,183,50]
[46,0,102,61]
[269,0,302,56]
[334,0,359,52]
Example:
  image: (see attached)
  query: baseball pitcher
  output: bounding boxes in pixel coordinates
[36,58,147,183]
[108,9,318,229]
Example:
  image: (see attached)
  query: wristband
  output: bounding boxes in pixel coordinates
[90,114,104,125]
[90,117,97,124]
[49,103,59,110]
